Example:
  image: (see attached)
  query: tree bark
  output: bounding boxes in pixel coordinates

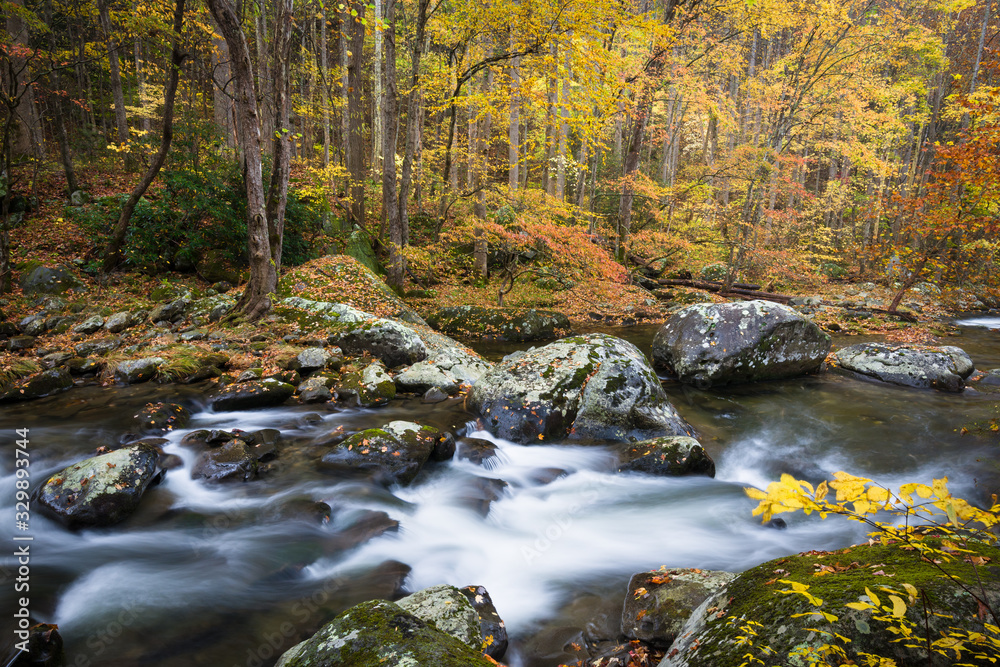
[207,0,275,320]
[265,0,295,275]
[508,52,521,191]
[101,0,186,274]
[383,0,403,288]
[397,0,430,240]
[97,0,129,148]
[346,0,366,226]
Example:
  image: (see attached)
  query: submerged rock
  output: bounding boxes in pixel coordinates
[427,305,571,341]
[132,402,191,434]
[832,343,974,391]
[35,444,162,529]
[209,378,295,411]
[275,599,494,667]
[652,300,831,387]
[622,568,734,647]
[191,439,258,483]
[467,333,694,444]
[614,436,715,477]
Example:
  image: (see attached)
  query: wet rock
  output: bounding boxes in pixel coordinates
[113,357,164,384]
[622,569,734,647]
[8,335,35,351]
[41,351,73,369]
[332,318,428,368]
[274,599,494,667]
[191,439,258,483]
[456,438,500,467]
[832,343,975,392]
[104,310,145,334]
[66,357,101,375]
[397,585,482,649]
[132,402,191,435]
[20,265,85,294]
[460,585,508,659]
[209,378,295,411]
[19,313,47,336]
[149,296,190,323]
[244,428,281,461]
[394,360,461,395]
[468,333,695,444]
[72,314,104,334]
[423,387,450,403]
[288,347,333,374]
[652,300,831,388]
[297,375,333,403]
[35,444,162,529]
[1,368,73,402]
[614,436,715,477]
[427,305,572,341]
[319,421,441,485]
[74,336,122,357]
[336,360,396,407]
[455,476,508,517]
[3,622,63,667]
[660,542,1000,667]
[431,431,456,461]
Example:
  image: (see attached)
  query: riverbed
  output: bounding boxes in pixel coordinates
[2,318,998,666]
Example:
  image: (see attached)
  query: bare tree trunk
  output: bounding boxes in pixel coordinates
[346,0,366,226]
[97,0,129,148]
[320,1,330,167]
[508,52,521,191]
[372,0,383,172]
[383,0,403,287]
[397,0,429,239]
[102,0,187,274]
[207,0,275,320]
[557,46,570,201]
[265,0,295,275]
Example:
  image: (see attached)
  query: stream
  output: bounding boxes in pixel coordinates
[2,318,999,667]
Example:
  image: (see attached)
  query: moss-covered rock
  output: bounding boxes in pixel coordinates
[832,343,974,392]
[331,318,428,368]
[113,357,165,384]
[336,360,396,407]
[426,305,572,342]
[209,378,295,411]
[652,300,831,388]
[319,421,440,485]
[275,599,495,667]
[19,265,85,294]
[1,367,73,402]
[623,569,735,647]
[468,333,695,444]
[397,585,482,649]
[661,541,1000,666]
[613,436,715,477]
[35,444,162,529]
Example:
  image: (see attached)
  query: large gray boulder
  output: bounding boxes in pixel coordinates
[35,444,162,529]
[332,318,428,368]
[20,266,85,294]
[275,599,494,667]
[623,568,735,647]
[652,300,831,388]
[397,585,482,649]
[468,333,694,444]
[832,343,974,392]
[427,305,571,341]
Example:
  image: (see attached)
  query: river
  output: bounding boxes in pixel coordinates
[2,317,999,666]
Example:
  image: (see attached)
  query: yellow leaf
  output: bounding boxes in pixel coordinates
[902,583,918,604]
[865,587,881,608]
[845,601,873,611]
[889,595,906,618]
[867,486,890,503]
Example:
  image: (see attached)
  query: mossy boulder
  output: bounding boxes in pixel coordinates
[35,444,163,529]
[346,227,384,275]
[426,305,572,342]
[73,336,122,357]
[20,265,85,294]
[113,357,164,384]
[275,599,495,667]
[623,568,735,647]
[331,318,427,368]
[336,360,396,407]
[209,378,295,411]
[1,367,73,402]
[468,333,695,444]
[652,300,831,388]
[148,296,191,323]
[660,541,1000,667]
[614,436,715,477]
[832,343,974,392]
[72,315,104,334]
[393,360,461,395]
[319,421,442,485]
[397,585,482,649]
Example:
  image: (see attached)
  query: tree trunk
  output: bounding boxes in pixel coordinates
[265,0,295,275]
[207,0,275,320]
[346,0,367,226]
[320,1,330,167]
[101,0,187,274]
[6,0,44,160]
[97,0,129,148]
[372,0,383,172]
[383,0,403,288]
[508,52,521,192]
[397,0,429,240]
[210,14,235,149]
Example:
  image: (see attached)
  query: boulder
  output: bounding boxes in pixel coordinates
[297,376,333,403]
[319,421,441,485]
[113,357,164,384]
[460,585,509,659]
[832,343,974,392]
[332,318,428,368]
[34,444,162,529]
[288,347,332,374]
[652,301,831,388]
[394,360,461,395]
[148,296,190,323]
[274,599,494,667]
[209,378,295,411]
[467,333,695,444]
[426,305,572,341]
[419,329,494,385]
[336,360,396,407]
[660,541,1000,667]
[132,402,191,435]
[73,337,122,357]
[20,266,84,294]
[8,335,35,351]
[397,585,482,649]
[622,568,734,647]
[191,439,258,483]
[614,436,715,477]
[104,310,144,333]
[72,315,104,334]
[279,297,375,324]
[19,313,47,336]
[2,368,73,402]
[456,438,500,467]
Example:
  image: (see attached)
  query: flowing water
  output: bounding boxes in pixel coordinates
[2,319,999,666]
